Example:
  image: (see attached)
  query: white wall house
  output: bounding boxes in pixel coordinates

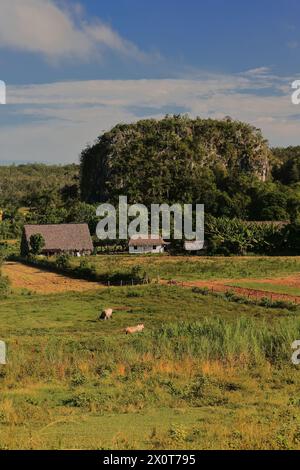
[129,235,166,254]
[184,240,205,252]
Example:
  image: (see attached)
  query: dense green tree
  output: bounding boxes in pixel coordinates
[67,202,98,233]
[246,180,293,221]
[272,146,300,185]
[29,233,45,255]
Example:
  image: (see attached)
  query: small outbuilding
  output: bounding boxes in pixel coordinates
[21,223,94,256]
[184,240,205,252]
[129,235,166,254]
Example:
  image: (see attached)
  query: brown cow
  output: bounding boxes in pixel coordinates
[125,324,145,334]
[99,308,113,320]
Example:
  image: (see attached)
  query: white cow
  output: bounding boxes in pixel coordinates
[125,324,145,335]
[0,341,6,365]
[99,308,113,320]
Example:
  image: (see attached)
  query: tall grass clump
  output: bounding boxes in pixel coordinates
[0,253,10,298]
[131,317,300,365]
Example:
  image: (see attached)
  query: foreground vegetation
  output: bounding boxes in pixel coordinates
[1,118,300,449]
[0,283,300,449]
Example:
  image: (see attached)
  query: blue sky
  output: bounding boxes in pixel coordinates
[0,0,299,163]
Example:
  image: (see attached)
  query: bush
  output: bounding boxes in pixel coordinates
[55,254,71,270]
[205,216,286,255]
[74,259,97,280]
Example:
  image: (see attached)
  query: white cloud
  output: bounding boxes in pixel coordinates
[0,70,299,164]
[242,67,271,76]
[5,74,284,107]
[0,0,147,61]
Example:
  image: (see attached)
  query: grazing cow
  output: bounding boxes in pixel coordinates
[125,324,144,334]
[0,341,6,365]
[99,308,113,320]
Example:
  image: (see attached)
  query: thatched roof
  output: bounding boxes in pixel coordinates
[23,224,93,253]
[129,235,166,247]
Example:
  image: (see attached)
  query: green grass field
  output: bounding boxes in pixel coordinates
[70,254,300,282]
[1,263,300,449]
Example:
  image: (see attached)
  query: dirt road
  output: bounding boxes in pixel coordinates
[2,262,102,294]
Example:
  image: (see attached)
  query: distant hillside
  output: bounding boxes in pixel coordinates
[80,115,271,205]
[0,164,79,207]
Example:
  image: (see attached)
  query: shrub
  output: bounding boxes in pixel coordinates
[205,216,285,255]
[74,259,97,280]
[55,254,71,270]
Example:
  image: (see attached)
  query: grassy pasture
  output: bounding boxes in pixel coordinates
[1,278,300,449]
[69,255,300,282]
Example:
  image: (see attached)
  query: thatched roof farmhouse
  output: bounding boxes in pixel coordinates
[21,224,93,256]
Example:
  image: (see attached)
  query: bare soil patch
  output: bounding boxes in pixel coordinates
[3,262,103,294]
[239,274,300,288]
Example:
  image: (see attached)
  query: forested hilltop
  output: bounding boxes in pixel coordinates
[79,116,300,222]
[80,115,271,207]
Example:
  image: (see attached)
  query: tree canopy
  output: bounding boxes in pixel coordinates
[80,115,271,207]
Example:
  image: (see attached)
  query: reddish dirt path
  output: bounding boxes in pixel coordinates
[2,262,103,294]
[164,278,300,304]
[243,274,300,287]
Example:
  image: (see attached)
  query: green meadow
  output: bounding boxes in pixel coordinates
[69,255,300,282]
[1,279,300,449]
